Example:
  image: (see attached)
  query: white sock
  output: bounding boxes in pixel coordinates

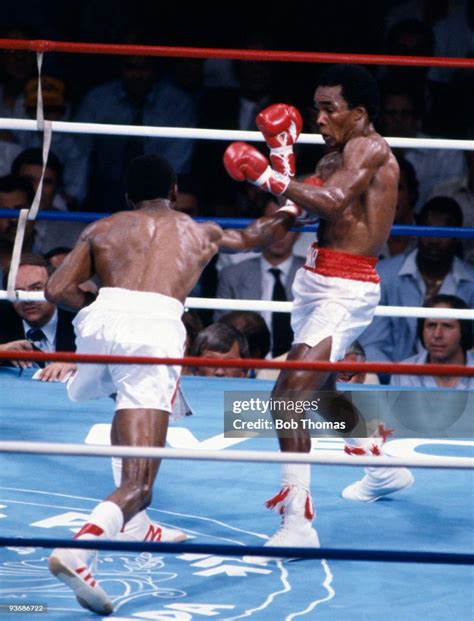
[75,501,124,541]
[281,463,311,491]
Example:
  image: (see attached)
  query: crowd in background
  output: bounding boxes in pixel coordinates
[0,0,473,385]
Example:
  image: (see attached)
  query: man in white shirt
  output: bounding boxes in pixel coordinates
[390,293,474,388]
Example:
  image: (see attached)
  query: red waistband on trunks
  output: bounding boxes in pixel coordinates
[304,244,380,283]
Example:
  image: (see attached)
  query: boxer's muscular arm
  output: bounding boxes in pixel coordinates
[283,136,388,220]
[204,212,295,253]
[45,224,97,311]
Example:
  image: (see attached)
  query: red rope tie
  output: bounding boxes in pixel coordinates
[73,523,104,539]
[344,446,368,456]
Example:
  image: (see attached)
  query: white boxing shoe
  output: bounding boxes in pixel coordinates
[342,467,414,503]
[49,548,113,616]
[243,485,319,564]
[116,521,187,543]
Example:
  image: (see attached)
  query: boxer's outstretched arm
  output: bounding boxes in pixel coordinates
[207,212,295,253]
[45,228,96,311]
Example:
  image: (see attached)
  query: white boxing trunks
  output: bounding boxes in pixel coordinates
[291,244,380,361]
[68,288,186,412]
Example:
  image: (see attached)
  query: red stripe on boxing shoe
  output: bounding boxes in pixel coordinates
[344,446,367,456]
[73,523,104,539]
[145,525,163,542]
[378,424,394,443]
[305,495,314,520]
[370,445,382,456]
[265,486,292,510]
[75,567,87,575]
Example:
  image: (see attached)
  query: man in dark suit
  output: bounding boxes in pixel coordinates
[0,253,76,380]
[215,199,304,357]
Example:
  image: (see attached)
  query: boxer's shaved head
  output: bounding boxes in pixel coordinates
[126,154,177,204]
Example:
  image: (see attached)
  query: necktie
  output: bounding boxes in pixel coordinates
[26,327,46,343]
[26,328,46,367]
[269,268,293,357]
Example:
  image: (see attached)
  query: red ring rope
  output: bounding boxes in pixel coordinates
[0,350,472,377]
[1,39,473,68]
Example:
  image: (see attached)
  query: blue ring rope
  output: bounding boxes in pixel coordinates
[0,537,472,565]
[1,209,474,238]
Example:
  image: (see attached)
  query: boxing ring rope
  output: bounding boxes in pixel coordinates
[1,289,473,321]
[1,118,473,151]
[2,38,474,68]
[1,209,474,238]
[1,349,473,377]
[0,441,472,470]
[0,536,472,565]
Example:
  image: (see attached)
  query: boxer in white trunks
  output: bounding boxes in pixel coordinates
[224,64,414,557]
[44,154,298,614]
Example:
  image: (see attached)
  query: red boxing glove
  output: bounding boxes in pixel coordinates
[256,104,303,177]
[223,141,290,195]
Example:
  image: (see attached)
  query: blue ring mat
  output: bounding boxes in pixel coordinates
[0,368,472,620]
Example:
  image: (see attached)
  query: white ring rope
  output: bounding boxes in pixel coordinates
[2,290,473,320]
[1,118,473,151]
[0,441,472,470]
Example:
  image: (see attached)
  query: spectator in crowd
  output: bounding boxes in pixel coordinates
[381,19,451,136]
[429,2,474,85]
[0,253,76,380]
[12,76,88,209]
[219,310,271,360]
[75,29,197,213]
[378,83,466,211]
[0,174,34,251]
[189,322,250,378]
[11,148,86,253]
[336,340,380,385]
[429,127,474,264]
[390,294,474,389]
[381,155,418,259]
[216,198,303,357]
[360,196,474,365]
[194,33,281,216]
[0,240,13,272]
[43,246,72,269]
[0,24,36,123]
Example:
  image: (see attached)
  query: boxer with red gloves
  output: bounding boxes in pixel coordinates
[224,65,408,561]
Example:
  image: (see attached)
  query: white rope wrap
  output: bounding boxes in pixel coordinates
[1,291,473,319]
[1,118,474,150]
[0,441,472,469]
